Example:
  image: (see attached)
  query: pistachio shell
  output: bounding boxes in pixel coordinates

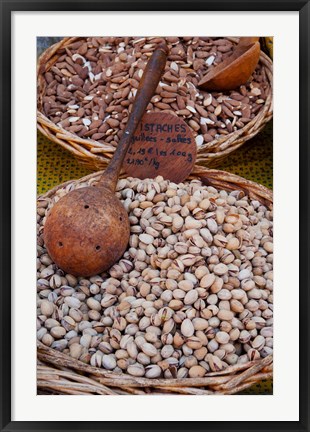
[181,318,194,337]
[141,342,158,357]
[102,354,117,370]
[200,273,215,288]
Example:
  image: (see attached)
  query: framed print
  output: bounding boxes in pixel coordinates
[1,0,309,431]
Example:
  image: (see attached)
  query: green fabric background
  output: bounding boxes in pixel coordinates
[37,122,273,195]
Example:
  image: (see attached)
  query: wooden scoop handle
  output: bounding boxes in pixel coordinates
[238,37,260,47]
[100,42,168,191]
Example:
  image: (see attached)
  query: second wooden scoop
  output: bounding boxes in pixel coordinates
[43,43,168,277]
[198,37,260,91]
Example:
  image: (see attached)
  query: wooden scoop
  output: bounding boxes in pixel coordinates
[198,37,260,91]
[43,43,168,277]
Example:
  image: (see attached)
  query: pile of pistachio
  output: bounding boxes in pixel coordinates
[37,176,273,378]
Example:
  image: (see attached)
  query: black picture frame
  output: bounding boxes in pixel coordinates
[1,1,309,431]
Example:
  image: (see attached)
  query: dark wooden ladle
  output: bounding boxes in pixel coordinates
[43,43,168,277]
[198,37,260,91]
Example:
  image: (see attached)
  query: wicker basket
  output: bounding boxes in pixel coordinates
[37,37,273,171]
[37,165,273,395]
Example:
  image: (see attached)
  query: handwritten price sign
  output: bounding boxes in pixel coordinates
[123,112,197,183]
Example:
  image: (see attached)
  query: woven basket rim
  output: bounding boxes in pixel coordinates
[38,341,273,396]
[38,165,273,208]
[37,166,273,395]
[37,36,273,171]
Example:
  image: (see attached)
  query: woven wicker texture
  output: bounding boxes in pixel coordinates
[37,138,273,394]
[37,36,273,171]
[37,120,272,195]
[37,341,272,395]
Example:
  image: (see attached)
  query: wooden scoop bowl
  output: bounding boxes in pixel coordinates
[43,43,168,277]
[198,37,260,91]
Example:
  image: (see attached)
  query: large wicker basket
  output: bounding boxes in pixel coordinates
[37,165,273,395]
[37,37,273,171]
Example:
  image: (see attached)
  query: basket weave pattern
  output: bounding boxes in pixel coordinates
[37,37,273,171]
[37,166,273,395]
